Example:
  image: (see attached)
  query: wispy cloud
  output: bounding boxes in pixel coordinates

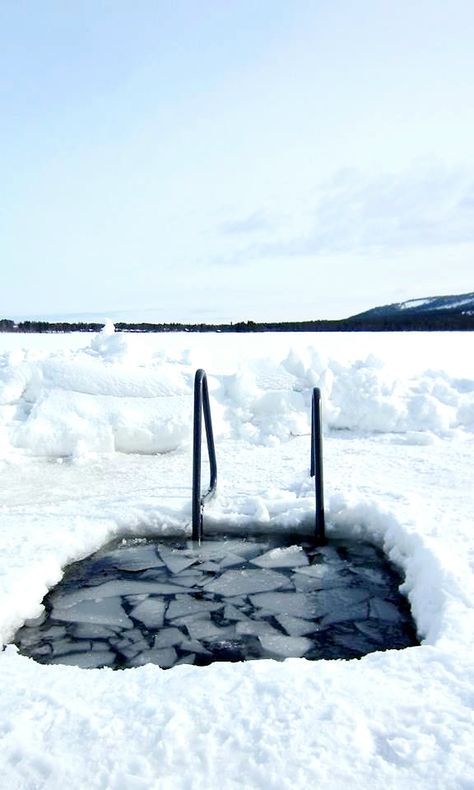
[260,163,474,257]
[219,210,273,236]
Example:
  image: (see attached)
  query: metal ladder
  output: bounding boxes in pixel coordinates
[191,369,325,544]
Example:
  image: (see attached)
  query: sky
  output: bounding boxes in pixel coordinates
[1,0,473,322]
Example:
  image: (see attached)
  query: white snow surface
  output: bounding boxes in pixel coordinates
[0,328,473,789]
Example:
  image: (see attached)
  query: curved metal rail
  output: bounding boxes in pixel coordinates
[192,369,217,542]
[310,387,326,544]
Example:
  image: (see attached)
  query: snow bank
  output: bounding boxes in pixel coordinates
[0,329,473,788]
[1,326,473,461]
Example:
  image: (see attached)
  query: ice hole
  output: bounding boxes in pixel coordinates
[14,534,419,670]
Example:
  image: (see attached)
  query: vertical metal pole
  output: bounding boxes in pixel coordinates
[192,371,203,542]
[311,388,325,545]
[202,375,217,495]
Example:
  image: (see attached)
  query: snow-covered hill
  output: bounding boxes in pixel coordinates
[351,291,474,320]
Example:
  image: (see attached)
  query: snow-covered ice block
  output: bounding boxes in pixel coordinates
[251,545,309,569]
[205,569,288,597]
[130,598,166,629]
[258,633,312,658]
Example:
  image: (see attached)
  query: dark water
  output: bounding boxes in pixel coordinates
[15,534,418,669]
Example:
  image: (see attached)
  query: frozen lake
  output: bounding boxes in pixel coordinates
[0,328,473,789]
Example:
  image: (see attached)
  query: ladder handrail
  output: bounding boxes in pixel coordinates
[192,369,217,541]
[311,387,326,545]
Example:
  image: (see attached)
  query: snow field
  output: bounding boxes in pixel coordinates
[0,328,473,788]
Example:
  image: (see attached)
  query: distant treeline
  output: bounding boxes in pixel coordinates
[1,313,473,334]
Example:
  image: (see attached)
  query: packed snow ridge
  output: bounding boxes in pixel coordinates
[1,322,473,460]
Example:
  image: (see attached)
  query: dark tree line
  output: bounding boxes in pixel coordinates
[0,313,473,334]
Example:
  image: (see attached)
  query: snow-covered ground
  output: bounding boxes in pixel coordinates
[1,327,473,789]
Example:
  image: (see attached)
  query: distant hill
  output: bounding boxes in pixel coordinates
[346,291,474,330]
[1,291,473,332]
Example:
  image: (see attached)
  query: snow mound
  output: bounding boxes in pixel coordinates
[0,328,473,459]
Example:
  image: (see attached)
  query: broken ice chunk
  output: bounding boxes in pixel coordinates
[258,633,312,658]
[224,596,247,607]
[205,569,288,597]
[168,611,211,628]
[179,638,212,656]
[158,547,197,575]
[369,598,401,622]
[153,627,186,649]
[275,614,318,637]
[52,598,134,628]
[103,545,164,571]
[195,561,221,572]
[49,650,115,669]
[170,573,202,587]
[320,602,369,626]
[130,598,166,629]
[250,592,319,619]
[166,597,222,619]
[235,620,280,637]
[72,623,119,639]
[223,605,250,622]
[186,620,235,642]
[51,639,91,657]
[218,554,246,569]
[292,573,326,592]
[34,625,67,640]
[24,610,47,628]
[52,579,189,607]
[251,545,309,569]
[130,647,177,668]
[293,564,335,579]
[175,653,196,666]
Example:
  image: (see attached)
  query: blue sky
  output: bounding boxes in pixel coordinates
[1,0,473,321]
